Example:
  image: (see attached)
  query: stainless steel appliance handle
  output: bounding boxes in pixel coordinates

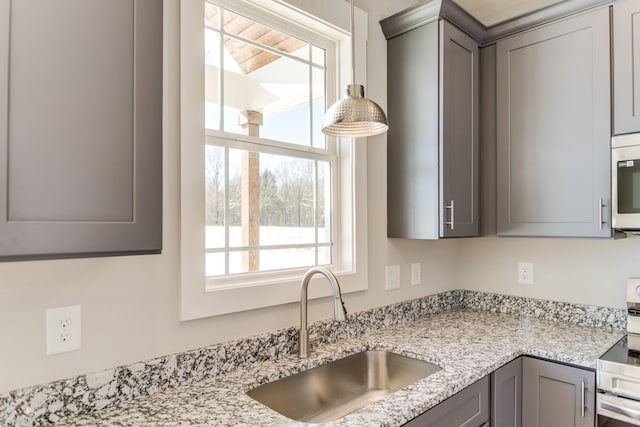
[445,200,455,230]
[581,381,585,417]
[601,400,640,421]
[611,388,640,401]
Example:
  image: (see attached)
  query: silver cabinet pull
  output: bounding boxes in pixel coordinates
[445,200,455,230]
[599,199,606,230]
[581,381,585,418]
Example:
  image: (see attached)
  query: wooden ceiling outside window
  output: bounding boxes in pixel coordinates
[205,3,307,75]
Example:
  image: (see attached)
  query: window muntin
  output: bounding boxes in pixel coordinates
[203,1,335,282]
[204,143,333,277]
[204,2,326,149]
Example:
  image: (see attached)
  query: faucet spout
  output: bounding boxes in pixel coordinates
[299,266,348,358]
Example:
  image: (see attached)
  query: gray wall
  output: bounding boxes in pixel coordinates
[457,236,640,308]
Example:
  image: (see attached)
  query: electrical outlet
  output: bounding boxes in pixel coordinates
[518,262,534,284]
[46,305,81,355]
[411,263,421,286]
[385,265,401,290]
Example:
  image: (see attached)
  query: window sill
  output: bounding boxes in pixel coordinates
[181,269,367,320]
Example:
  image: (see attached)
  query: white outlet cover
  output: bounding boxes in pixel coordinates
[46,305,81,355]
[518,262,534,285]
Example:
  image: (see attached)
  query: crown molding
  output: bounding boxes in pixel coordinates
[380,0,614,46]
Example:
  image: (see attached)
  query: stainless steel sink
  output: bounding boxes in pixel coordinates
[246,350,441,423]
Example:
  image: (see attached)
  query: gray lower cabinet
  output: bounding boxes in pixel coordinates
[404,376,490,427]
[0,0,162,259]
[491,358,523,427]
[522,357,595,427]
[496,7,611,237]
[613,0,640,135]
[383,11,479,239]
[404,357,594,427]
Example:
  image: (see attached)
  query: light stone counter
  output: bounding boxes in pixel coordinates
[56,308,624,427]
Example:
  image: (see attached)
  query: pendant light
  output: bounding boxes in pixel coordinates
[322,0,388,138]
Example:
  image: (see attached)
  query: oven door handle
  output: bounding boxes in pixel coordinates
[611,388,640,402]
[601,400,640,421]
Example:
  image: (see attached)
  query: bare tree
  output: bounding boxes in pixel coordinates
[205,147,224,226]
[206,149,324,229]
[260,169,284,225]
[277,159,314,227]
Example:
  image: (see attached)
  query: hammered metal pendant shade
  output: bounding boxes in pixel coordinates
[321,0,388,138]
[322,84,388,138]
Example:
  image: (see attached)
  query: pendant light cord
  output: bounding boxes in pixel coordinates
[350,0,356,87]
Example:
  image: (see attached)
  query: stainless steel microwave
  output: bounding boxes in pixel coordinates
[613,134,640,231]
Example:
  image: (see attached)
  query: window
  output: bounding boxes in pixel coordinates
[180,0,369,320]
[203,2,334,278]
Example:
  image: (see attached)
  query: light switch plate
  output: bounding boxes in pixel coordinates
[385,265,401,290]
[411,263,421,286]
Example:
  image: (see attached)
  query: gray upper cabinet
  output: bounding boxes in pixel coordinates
[614,0,640,135]
[385,20,439,239]
[522,357,595,427]
[0,0,162,260]
[382,1,480,239]
[496,8,611,237]
[440,22,480,238]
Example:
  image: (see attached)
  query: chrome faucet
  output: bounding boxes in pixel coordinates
[299,266,348,358]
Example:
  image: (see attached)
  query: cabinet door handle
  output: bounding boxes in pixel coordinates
[599,199,606,230]
[581,381,585,418]
[445,200,455,230]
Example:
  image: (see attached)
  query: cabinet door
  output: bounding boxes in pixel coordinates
[522,358,595,427]
[496,8,611,237]
[492,357,523,427]
[386,18,478,240]
[387,21,440,239]
[613,0,640,135]
[440,20,479,238]
[404,376,489,427]
[0,0,162,259]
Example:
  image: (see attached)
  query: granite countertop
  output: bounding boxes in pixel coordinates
[57,309,625,426]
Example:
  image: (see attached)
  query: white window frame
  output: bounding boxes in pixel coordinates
[179,0,369,320]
